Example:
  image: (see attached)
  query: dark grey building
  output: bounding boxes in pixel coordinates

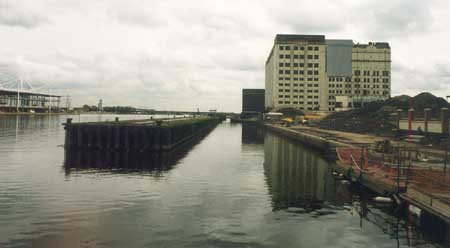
[242,89,265,113]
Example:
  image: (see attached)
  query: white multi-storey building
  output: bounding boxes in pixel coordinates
[265,34,391,112]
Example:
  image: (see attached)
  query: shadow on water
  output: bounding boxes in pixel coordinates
[242,123,450,248]
[64,124,215,176]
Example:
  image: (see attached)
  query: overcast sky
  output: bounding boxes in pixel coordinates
[0,0,449,112]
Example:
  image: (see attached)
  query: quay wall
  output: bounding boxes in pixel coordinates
[64,117,221,153]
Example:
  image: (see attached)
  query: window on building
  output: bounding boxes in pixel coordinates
[279,63,283,67]
[307,70,313,75]
[314,84,319,87]
[293,55,299,59]
[293,70,298,75]
[278,89,283,92]
[307,55,313,59]
[285,55,291,59]
[314,63,319,68]
[307,46,313,51]
[300,46,304,51]
[354,70,360,76]
[314,46,319,51]
[300,63,304,67]
[285,46,291,50]
[308,63,313,67]
[293,63,299,67]
[285,70,290,74]
[278,101,283,104]
[314,55,319,59]
[284,77,290,81]
[314,71,319,75]
[284,101,290,104]
[279,70,283,74]
[285,63,291,67]
[279,46,284,50]
[299,55,305,59]
[294,46,298,50]
[279,55,284,59]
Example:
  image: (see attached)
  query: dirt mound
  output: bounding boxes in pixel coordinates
[319,92,450,135]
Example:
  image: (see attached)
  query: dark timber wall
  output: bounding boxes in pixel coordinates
[64,117,221,156]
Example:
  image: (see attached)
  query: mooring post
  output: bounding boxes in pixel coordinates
[445,138,448,181]
[441,108,449,135]
[65,118,73,149]
[424,108,431,134]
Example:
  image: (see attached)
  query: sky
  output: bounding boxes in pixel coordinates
[0,0,449,112]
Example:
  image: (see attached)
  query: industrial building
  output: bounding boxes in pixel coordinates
[0,88,62,113]
[265,34,391,112]
[242,89,265,117]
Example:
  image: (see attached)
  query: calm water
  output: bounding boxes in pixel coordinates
[0,114,447,248]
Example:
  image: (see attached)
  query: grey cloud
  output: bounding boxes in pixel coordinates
[356,0,434,39]
[392,61,450,95]
[0,0,449,112]
[0,1,48,28]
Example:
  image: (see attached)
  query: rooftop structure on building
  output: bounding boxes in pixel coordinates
[265,34,391,113]
[0,73,62,113]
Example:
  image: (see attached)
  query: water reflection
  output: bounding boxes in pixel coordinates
[241,123,264,145]
[263,132,344,210]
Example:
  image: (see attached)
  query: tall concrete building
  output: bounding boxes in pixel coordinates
[265,34,391,112]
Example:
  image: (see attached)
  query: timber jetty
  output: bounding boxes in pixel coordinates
[63,116,223,161]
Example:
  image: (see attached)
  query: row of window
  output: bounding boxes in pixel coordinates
[329,76,390,83]
[279,95,319,98]
[279,45,320,51]
[279,62,319,68]
[278,101,319,105]
[279,70,320,75]
[278,83,320,87]
[329,77,352,82]
[279,89,320,94]
[354,70,389,76]
[329,84,389,89]
[279,54,320,59]
[278,77,319,82]
[327,90,389,95]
